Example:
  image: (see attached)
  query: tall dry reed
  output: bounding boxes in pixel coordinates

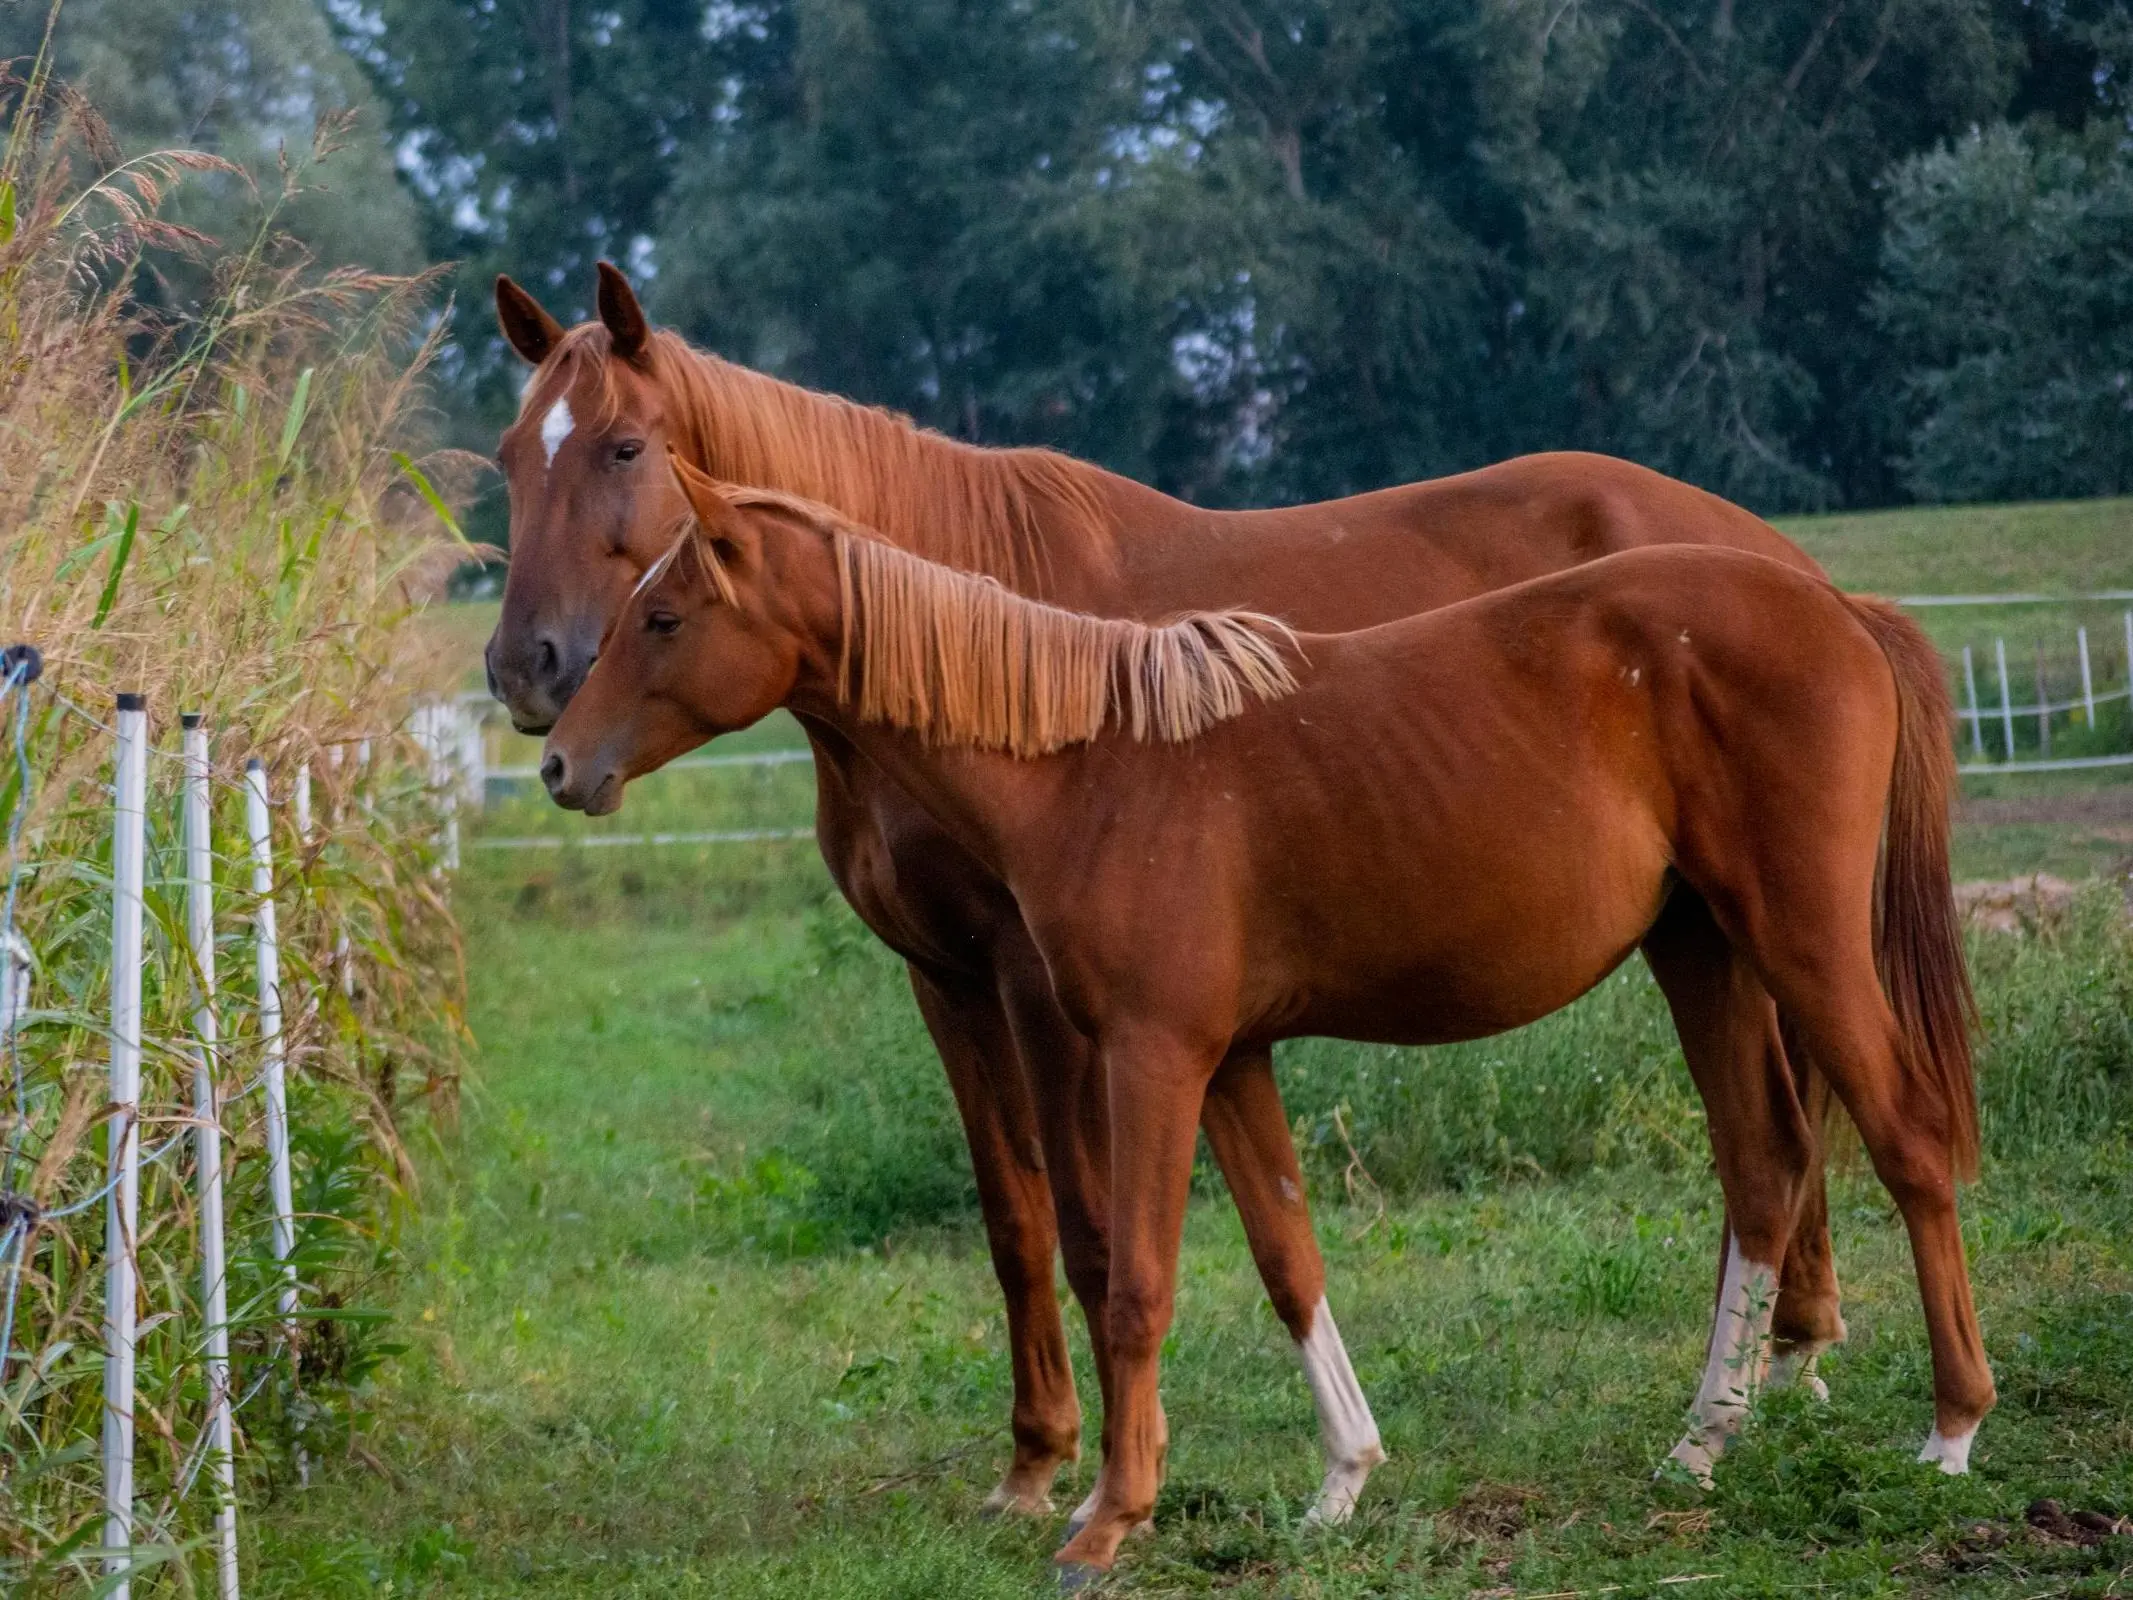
[1,50,471,1591]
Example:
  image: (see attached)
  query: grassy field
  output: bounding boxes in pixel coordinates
[239,496,2133,1596]
[247,843,2133,1598]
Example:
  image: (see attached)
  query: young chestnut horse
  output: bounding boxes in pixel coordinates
[485,267,1848,1517]
[545,471,1990,1579]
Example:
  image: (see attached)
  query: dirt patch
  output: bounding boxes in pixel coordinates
[1442,1482,1542,1542]
[2025,1498,2132,1545]
[1955,873,2086,934]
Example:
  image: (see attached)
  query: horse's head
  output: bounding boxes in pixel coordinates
[485,264,695,733]
[542,456,826,815]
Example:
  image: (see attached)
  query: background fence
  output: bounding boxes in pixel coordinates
[433,595,2133,854]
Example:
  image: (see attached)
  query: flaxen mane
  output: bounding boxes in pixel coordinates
[530,325,1114,591]
[709,487,1298,757]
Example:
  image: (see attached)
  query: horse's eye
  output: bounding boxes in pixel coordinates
[614,440,644,465]
[646,611,681,637]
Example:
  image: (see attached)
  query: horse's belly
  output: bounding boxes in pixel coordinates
[1256,809,1671,1046]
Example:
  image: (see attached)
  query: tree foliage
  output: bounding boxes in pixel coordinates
[328,0,2133,510]
[1,0,422,294]
[1877,122,2133,503]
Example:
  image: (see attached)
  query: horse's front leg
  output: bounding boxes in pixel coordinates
[1056,1025,1220,1580]
[1201,1045,1385,1524]
[907,966,1081,1516]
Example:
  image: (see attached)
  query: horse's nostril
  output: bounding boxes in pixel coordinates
[539,751,566,795]
[536,636,559,680]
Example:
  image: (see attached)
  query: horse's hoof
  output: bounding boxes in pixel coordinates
[979,1484,1053,1520]
[1660,1435,1717,1489]
[1303,1445,1387,1527]
[1057,1561,1107,1593]
[1917,1425,1976,1475]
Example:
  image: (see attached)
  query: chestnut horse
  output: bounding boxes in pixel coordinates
[544,473,1990,1580]
[484,266,1846,1516]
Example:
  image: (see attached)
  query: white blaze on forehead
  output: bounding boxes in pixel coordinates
[1296,1296,1386,1526]
[539,397,575,469]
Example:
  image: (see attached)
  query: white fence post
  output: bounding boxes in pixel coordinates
[1960,645,1985,758]
[2034,642,2051,757]
[417,702,460,870]
[294,759,312,847]
[1994,637,2016,760]
[245,762,298,1338]
[2076,626,2095,726]
[104,693,147,1597]
[183,718,240,1600]
[457,706,485,811]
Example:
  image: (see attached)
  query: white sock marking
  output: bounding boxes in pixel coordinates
[1918,1423,1976,1475]
[539,397,574,469]
[1666,1235,1777,1485]
[1296,1296,1385,1525]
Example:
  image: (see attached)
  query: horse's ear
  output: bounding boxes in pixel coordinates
[596,261,650,361]
[495,275,564,364]
[668,450,760,569]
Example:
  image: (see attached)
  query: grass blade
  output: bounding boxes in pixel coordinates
[90,501,139,628]
[277,365,315,466]
[394,450,469,544]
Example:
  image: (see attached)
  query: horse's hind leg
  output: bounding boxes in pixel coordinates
[1643,893,1816,1484]
[1713,1028,1844,1404]
[1770,1034,1844,1397]
[908,967,1081,1515]
[1200,1045,1385,1525]
[1753,953,1995,1471]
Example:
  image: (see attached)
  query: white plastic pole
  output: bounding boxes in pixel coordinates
[294,759,312,847]
[1960,645,1985,758]
[1994,637,2016,760]
[245,762,297,1334]
[183,718,240,1600]
[457,707,485,811]
[104,693,147,1596]
[2125,612,2132,703]
[421,703,459,871]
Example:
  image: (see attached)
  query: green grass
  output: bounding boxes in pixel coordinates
[1777,497,2133,598]
[242,847,2133,1598]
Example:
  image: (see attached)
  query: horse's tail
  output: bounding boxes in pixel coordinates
[1844,595,1980,1181]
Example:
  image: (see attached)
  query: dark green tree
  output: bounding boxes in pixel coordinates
[1875,121,2133,502]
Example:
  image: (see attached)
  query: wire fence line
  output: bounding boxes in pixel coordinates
[1,669,461,1599]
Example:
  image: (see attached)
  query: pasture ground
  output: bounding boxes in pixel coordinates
[246,839,2133,1598]
[246,497,2132,1595]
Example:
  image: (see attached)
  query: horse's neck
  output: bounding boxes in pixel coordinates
[680,353,1222,600]
[795,693,1044,878]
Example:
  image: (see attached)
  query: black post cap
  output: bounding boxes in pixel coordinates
[116,692,146,712]
[180,712,204,729]
[1,645,43,684]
